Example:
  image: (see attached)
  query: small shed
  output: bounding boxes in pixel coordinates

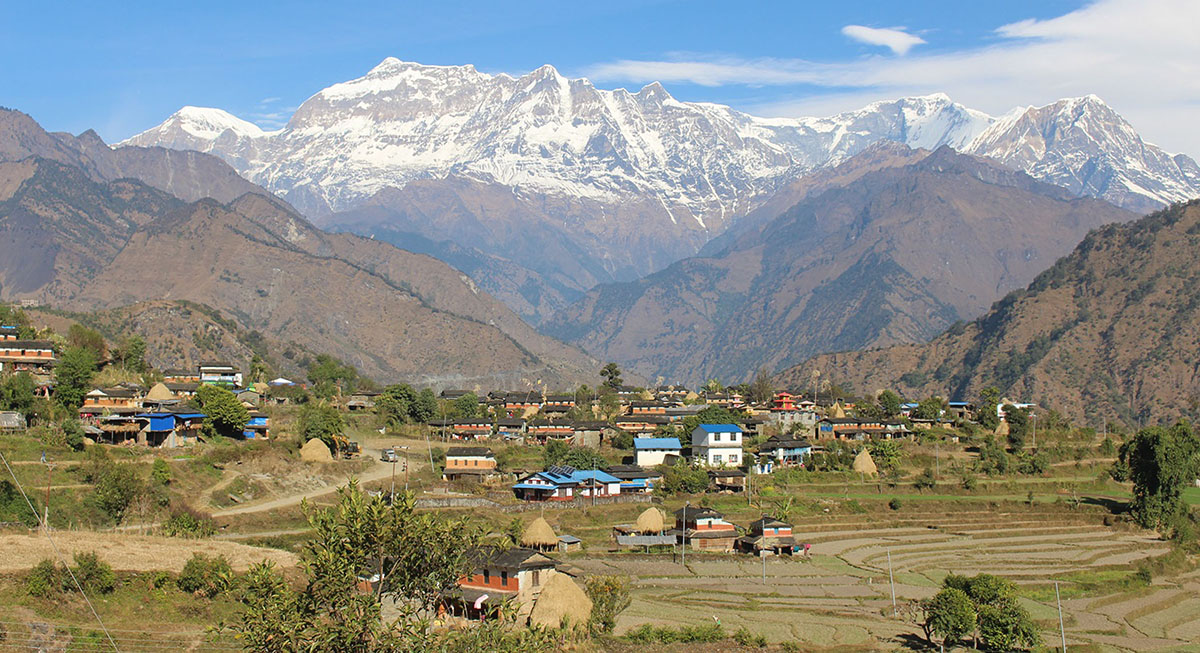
[0,412,24,432]
[556,534,582,553]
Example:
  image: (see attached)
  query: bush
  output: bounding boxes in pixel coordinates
[732,627,767,647]
[585,575,632,634]
[913,467,937,492]
[91,463,144,524]
[178,553,233,598]
[625,623,723,644]
[62,419,86,451]
[162,506,217,538]
[151,459,172,485]
[26,559,62,597]
[71,551,116,594]
[888,497,903,511]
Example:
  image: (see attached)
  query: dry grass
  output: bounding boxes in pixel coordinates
[0,530,297,573]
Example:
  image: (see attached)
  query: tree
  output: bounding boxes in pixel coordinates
[877,390,902,419]
[976,436,1009,476]
[195,384,250,439]
[975,386,1001,430]
[247,354,271,384]
[306,354,358,399]
[151,458,172,485]
[681,405,743,437]
[912,467,937,492]
[0,372,36,414]
[1122,422,1200,530]
[585,575,632,634]
[912,396,945,421]
[298,402,344,451]
[600,363,623,391]
[977,602,1038,651]
[61,419,85,452]
[111,335,147,373]
[410,388,438,423]
[1003,404,1030,449]
[658,461,709,494]
[930,573,1037,651]
[746,368,774,405]
[66,324,106,360]
[376,384,415,428]
[54,346,97,410]
[92,463,143,524]
[451,392,480,419]
[867,440,902,471]
[920,587,975,646]
[542,439,607,470]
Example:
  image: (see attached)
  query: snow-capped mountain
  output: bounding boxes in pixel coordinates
[123,58,1200,222]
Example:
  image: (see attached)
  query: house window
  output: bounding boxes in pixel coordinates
[531,570,541,586]
[483,569,490,584]
[713,454,723,463]
[501,570,508,585]
[730,454,739,463]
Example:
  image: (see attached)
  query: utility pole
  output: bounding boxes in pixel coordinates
[1032,413,1037,450]
[935,441,939,479]
[403,446,410,492]
[887,549,897,617]
[761,550,767,584]
[1056,581,1067,652]
[389,457,396,500]
[681,502,689,568]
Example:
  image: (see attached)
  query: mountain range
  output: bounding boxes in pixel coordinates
[122,60,1200,322]
[0,108,596,387]
[542,145,1134,385]
[777,200,1200,425]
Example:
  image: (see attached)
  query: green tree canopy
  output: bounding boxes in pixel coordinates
[298,402,344,451]
[451,392,480,419]
[746,368,774,405]
[877,390,902,419]
[66,324,106,360]
[912,396,946,421]
[195,384,250,439]
[410,388,438,423]
[600,362,623,391]
[306,354,358,399]
[1003,404,1031,449]
[111,335,146,373]
[0,371,37,414]
[376,384,415,427]
[54,346,97,410]
[975,386,1001,430]
[681,405,744,436]
[920,587,976,646]
[1121,422,1200,530]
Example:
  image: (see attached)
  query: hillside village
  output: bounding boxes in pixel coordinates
[5,298,1198,652]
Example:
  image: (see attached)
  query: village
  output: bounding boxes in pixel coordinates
[0,313,1197,652]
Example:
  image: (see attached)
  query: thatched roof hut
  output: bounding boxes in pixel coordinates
[852,448,878,475]
[520,517,558,551]
[145,382,175,401]
[528,573,593,629]
[635,507,664,534]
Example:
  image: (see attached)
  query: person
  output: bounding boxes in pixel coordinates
[803,542,812,558]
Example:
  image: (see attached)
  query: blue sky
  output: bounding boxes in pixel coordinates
[3,0,1198,154]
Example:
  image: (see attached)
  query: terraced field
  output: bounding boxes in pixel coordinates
[574,508,1196,651]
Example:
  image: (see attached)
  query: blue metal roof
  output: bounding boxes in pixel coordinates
[634,437,681,450]
[512,483,556,490]
[695,423,743,433]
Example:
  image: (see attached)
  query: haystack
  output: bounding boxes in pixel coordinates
[145,383,175,401]
[635,507,665,534]
[852,448,878,475]
[994,420,1010,437]
[520,517,558,551]
[528,573,592,629]
[831,401,846,419]
[300,438,333,462]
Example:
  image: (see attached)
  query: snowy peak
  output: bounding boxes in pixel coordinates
[122,59,1200,223]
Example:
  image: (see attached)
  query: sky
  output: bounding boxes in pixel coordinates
[2,0,1198,155]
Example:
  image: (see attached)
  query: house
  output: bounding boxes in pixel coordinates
[502,391,544,418]
[512,465,621,502]
[243,411,270,439]
[569,421,614,449]
[604,464,662,494]
[654,385,693,403]
[134,410,206,448]
[669,506,737,552]
[690,424,744,467]
[947,401,975,421]
[708,469,747,492]
[0,340,55,375]
[526,419,574,444]
[198,361,241,387]
[0,325,20,341]
[702,392,743,409]
[163,369,200,384]
[629,401,667,415]
[495,418,527,441]
[541,395,575,414]
[771,391,800,412]
[614,414,670,434]
[440,389,472,400]
[452,546,561,620]
[737,516,799,555]
[82,387,141,410]
[164,382,199,398]
[758,434,813,467]
[346,391,380,411]
[443,447,498,483]
[450,419,493,440]
[817,417,887,440]
[633,437,682,467]
[615,385,643,401]
[664,404,707,422]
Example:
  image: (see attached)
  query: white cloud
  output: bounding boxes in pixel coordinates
[841,25,925,55]
[585,0,1200,156]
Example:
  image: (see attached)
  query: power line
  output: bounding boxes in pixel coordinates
[0,450,122,653]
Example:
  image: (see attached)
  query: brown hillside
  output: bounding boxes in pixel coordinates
[779,201,1200,425]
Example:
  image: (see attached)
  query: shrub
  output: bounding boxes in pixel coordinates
[62,419,86,451]
[732,627,767,647]
[162,506,217,538]
[585,575,632,634]
[888,498,903,511]
[151,459,172,485]
[26,559,63,597]
[625,623,723,644]
[91,463,144,524]
[913,467,937,492]
[71,551,116,594]
[178,553,233,598]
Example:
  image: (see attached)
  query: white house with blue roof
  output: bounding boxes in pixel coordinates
[633,437,682,467]
[690,423,744,467]
[512,465,623,502]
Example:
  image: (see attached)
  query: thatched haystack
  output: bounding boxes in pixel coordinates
[635,507,664,534]
[300,438,333,462]
[520,517,558,551]
[145,383,175,401]
[994,420,1010,437]
[831,402,846,419]
[528,573,592,629]
[852,448,878,475]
